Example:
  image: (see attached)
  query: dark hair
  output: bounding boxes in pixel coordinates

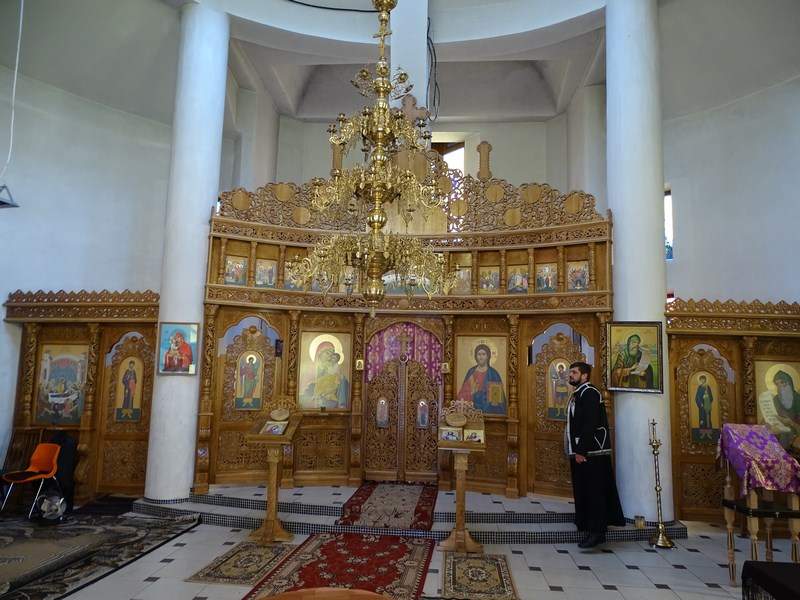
[569,361,592,377]
[474,344,492,361]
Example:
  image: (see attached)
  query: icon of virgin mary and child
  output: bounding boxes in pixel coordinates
[300,340,350,409]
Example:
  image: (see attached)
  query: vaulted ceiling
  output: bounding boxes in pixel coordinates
[0,0,798,135]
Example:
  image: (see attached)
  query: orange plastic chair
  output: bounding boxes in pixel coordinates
[1,442,61,518]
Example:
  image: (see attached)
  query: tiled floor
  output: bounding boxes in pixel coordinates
[68,485,794,600]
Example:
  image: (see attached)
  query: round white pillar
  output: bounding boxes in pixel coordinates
[390,0,430,109]
[606,0,673,521]
[145,3,229,501]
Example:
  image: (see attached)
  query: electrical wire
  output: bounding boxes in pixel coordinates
[0,0,24,183]
[426,17,440,121]
[286,0,376,13]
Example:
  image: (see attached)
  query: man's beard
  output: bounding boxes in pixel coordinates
[778,385,795,409]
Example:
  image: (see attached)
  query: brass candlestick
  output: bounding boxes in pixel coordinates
[648,419,675,549]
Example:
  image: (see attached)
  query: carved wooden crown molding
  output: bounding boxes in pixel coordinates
[666,298,800,336]
[217,178,607,235]
[206,284,611,316]
[211,218,611,251]
[4,289,160,322]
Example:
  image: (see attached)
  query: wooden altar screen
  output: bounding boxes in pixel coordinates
[195,141,615,498]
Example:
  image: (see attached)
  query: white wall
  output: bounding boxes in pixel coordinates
[545,112,568,193]
[0,69,172,458]
[232,88,280,190]
[277,119,549,187]
[663,77,800,303]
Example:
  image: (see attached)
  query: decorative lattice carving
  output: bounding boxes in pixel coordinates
[534,439,571,485]
[294,429,347,472]
[101,440,148,482]
[681,462,726,509]
[467,425,508,480]
[217,429,270,473]
[404,362,440,475]
[365,360,400,473]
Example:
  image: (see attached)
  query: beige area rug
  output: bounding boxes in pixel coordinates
[186,540,295,585]
[336,482,437,530]
[441,553,518,600]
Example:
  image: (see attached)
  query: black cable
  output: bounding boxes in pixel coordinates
[426,17,440,121]
[285,0,377,13]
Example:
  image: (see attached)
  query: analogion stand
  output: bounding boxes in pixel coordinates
[246,413,302,545]
[437,414,486,553]
[719,423,800,586]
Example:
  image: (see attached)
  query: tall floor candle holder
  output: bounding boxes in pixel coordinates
[649,419,676,549]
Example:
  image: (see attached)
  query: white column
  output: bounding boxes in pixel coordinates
[606,0,673,521]
[390,0,430,109]
[145,3,229,500]
[567,84,607,208]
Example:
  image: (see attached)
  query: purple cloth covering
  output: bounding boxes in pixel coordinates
[719,423,800,496]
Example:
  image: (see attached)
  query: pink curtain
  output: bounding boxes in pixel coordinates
[365,322,442,384]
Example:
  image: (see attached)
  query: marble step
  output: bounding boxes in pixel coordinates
[130,491,687,546]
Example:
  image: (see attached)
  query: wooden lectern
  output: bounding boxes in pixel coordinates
[437,403,486,553]
[246,408,302,545]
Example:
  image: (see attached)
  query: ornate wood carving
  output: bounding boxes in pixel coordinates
[217,429,270,473]
[741,336,757,419]
[533,333,586,434]
[404,361,440,477]
[350,313,366,484]
[666,298,800,336]
[365,360,400,474]
[82,323,101,426]
[101,440,148,483]
[596,312,610,391]
[756,338,800,357]
[287,311,300,398]
[221,326,276,423]
[106,334,155,435]
[20,323,40,427]
[195,304,219,493]
[294,429,348,473]
[534,439,571,486]
[466,421,508,484]
[4,290,159,322]
[205,283,612,316]
[681,462,726,511]
[674,346,731,455]
[506,314,519,497]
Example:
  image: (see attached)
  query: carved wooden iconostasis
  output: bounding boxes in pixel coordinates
[3,291,160,504]
[666,299,800,522]
[197,142,616,500]
[6,189,798,516]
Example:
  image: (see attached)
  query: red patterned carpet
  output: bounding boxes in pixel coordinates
[336,482,437,530]
[243,533,434,600]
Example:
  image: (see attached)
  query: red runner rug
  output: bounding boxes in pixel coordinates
[337,482,437,530]
[243,532,434,600]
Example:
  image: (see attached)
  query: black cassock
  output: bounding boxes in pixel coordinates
[567,381,625,535]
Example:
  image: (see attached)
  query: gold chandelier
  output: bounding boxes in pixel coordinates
[288,0,456,315]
